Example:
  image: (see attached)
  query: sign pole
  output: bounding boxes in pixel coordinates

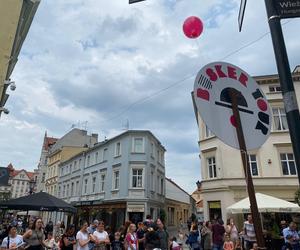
[230,90,266,250]
[264,0,300,185]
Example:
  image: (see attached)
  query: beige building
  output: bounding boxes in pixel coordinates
[165,178,195,229]
[45,146,89,196]
[194,66,300,222]
[44,128,98,196]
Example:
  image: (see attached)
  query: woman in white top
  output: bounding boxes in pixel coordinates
[93,221,109,250]
[76,222,93,250]
[1,225,24,250]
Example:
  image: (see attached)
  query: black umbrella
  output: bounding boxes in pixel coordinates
[0,191,76,213]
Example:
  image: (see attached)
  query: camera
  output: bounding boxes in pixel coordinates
[0,107,9,114]
[10,81,16,91]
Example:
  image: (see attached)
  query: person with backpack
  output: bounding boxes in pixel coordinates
[61,224,76,250]
[0,225,24,250]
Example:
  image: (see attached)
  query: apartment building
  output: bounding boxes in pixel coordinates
[58,130,166,230]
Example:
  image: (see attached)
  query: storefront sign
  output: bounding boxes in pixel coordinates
[127,204,145,212]
[275,0,300,18]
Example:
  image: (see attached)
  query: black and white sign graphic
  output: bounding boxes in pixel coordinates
[193,62,272,150]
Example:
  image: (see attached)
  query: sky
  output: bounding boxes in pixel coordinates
[0,0,300,194]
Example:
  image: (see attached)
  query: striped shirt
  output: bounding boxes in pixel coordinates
[244,221,256,242]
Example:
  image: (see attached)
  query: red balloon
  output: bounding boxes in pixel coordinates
[183,16,204,39]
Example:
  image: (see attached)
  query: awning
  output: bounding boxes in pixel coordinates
[227,193,300,214]
[0,191,77,213]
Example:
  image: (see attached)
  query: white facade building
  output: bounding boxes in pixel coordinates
[194,66,300,222]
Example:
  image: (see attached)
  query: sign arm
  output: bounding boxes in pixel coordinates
[229,89,266,250]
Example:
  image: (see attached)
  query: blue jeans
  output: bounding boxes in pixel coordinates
[213,244,223,250]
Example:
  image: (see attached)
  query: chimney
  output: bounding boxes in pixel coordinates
[92,133,98,142]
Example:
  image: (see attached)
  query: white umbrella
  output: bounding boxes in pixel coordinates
[227,193,300,214]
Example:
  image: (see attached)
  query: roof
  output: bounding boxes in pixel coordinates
[165,177,191,196]
[43,136,58,151]
[8,164,36,180]
[61,130,166,165]
[0,0,40,116]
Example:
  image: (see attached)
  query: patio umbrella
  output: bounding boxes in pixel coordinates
[0,191,76,213]
[226,193,300,214]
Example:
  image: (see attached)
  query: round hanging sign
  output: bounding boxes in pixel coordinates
[193,61,272,150]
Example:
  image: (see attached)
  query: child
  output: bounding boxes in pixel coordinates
[170,237,180,250]
[177,231,184,250]
[250,243,258,250]
[234,238,242,250]
[223,234,234,250]
[111,232,123,250]
[45,232,59,250]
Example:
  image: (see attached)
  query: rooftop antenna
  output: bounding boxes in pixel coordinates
[122,119,129,131]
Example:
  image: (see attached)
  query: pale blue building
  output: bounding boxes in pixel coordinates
[58,130,166,230]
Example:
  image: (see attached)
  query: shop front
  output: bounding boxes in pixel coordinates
[74,201,126,231]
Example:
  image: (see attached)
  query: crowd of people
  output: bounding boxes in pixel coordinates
[0,215,185,250]
[184,214,300,250]
[0,214,299,250]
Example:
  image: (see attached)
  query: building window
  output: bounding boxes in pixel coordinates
[157,176,160,193]
[207,157,217,179]
[42,173,45,182]
[95,152,99,163]
[84,179,88,194]
[132,169,143,188]
[79,159,82,168]
[76,180,80,195]
[150,172,154,191]
[113,170,120,190]
[92,177,96,193]
[100,174,105,192]
[71,182,74,196]
[205,125,214,138]
[58,186,61,198]
[133,138,144,153]
[281,153,297,175]
[63,185,66,197]
[115,142,121,157]
[168,207,175,225]
[151,143,154,157]
[66,184,69,197]
[269,85,281,93]
[272,107,288,131]
[103,148,108,161]
[160,178,164,194]
[248,154,259,176]
[87,156,90,167]
[74,161,77,170]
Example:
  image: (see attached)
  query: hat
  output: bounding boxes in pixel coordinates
[93,220,99,225]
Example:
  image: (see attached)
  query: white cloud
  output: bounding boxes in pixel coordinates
[1,0,299,193]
